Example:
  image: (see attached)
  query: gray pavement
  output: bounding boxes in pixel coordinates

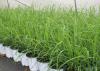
[0,56,29,71]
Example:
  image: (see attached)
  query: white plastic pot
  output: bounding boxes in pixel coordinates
[0,44,3,53]
[21,54,29,66]
[12,49,23,62]
[38,62,49,71]
[29,58,39,71]
[5,46,13,58]
[0,43,63,71]
[0,44,6,55]
[49,68,63,71]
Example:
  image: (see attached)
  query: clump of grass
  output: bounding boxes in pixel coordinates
[0,8,100,71]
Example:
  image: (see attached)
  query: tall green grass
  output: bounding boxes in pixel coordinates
[0,8,100,71]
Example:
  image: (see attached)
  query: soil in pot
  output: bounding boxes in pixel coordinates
[18,47,27,53]
[26,52,38,58]
[37,56,50,63]
[3,41,11,47]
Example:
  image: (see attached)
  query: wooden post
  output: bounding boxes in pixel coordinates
[74,0,77,14]
[7,0,10,8]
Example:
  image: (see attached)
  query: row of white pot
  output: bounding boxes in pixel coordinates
[0,44,63,71]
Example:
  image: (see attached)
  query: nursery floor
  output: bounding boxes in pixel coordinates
[0,55,30,71]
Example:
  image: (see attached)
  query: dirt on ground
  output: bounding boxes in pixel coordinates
[0,54,30,71]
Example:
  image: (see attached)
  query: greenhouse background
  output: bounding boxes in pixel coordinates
[0,0,100,9]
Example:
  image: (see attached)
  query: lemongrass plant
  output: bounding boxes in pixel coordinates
[0,8,100,71]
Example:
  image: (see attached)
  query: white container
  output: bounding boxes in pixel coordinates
[29,58,39,71]
[0,44,6,55]
[0,44,63,71]
[5,46,13,58]
[0,44,3,53]
[38,62,49,71]
[12,49,23,62]
[49,68,63,71]
[21,54,29,66]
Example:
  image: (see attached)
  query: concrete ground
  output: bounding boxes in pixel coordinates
[0,55,29,71]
